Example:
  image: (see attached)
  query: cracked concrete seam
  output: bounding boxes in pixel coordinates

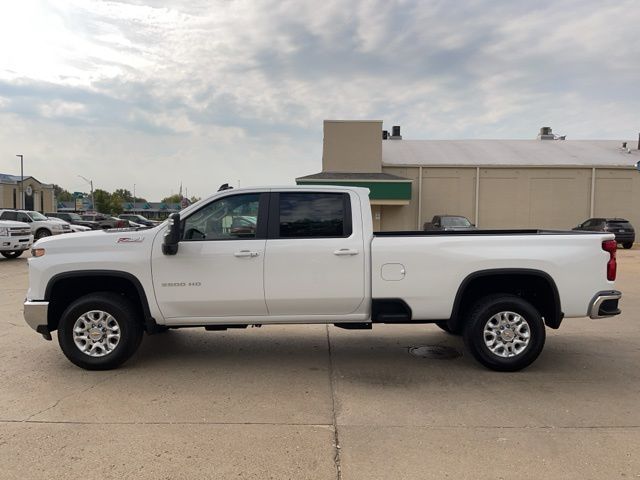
[21,371,122,422]
[325,325,342,480]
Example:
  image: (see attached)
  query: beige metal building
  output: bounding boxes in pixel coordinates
[0,174,56,213]
[297,121,640,232]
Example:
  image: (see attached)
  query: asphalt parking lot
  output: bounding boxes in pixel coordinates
[1,250,639,479]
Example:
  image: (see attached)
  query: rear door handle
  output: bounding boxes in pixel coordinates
[234,250,259,258]
[334,248,359,256]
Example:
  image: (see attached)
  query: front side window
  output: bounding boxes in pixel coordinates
[278,193,350,238]
[29,211,47,221]
[17,212,32,222]
[183,194,260,241]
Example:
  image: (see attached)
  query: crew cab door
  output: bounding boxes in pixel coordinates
[152,192,269,319]
[264,191,365,315]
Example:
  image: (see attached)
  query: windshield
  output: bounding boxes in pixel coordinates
[29,211,48,221]
[441,216,471,227]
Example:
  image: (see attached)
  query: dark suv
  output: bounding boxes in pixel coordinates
[573,218,635,249]
[46,212,100,230]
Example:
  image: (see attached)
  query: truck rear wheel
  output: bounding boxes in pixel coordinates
[463,294,545,372]
[57,292,143,370]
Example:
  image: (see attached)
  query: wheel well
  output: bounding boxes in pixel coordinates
[449,271,562,332]
[46,273,153,332]
[35,228,50,236]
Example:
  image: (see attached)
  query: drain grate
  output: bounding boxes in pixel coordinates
[408,345,461,360]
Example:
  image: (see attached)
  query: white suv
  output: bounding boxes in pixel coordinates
[0,220,33,258]
[0,210,71,240]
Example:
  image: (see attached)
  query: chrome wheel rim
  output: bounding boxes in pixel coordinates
[483,311,530,358]
[72,310,121,357]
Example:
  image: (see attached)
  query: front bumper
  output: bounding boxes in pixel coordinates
[23,300,51,340]
[589,290,622,319]
[1,236,33,251]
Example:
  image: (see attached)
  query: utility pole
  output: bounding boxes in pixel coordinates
[78,175,94,212]
[16,155,23,209]
[133,184,136,203]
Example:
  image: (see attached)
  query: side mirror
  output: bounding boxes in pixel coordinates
[162,213,181,255]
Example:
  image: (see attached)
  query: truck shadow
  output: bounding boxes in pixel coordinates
[132,327,635,383]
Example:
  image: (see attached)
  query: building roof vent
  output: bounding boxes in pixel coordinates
[537,126,555,140]
[390,125,402,140]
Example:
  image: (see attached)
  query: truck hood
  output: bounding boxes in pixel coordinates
[0,220,31,228]
[33,227,159,250]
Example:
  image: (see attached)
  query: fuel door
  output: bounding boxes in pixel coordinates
[381,263,406,281]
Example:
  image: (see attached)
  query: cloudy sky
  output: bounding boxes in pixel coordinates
[1,0,639,200]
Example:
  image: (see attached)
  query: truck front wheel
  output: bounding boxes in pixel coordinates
[463,295,545,372]
[57,292,143,370]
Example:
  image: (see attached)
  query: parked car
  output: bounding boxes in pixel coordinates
[0,209,71,239]
[424,215,476,231]
[573,218,635,249]
[0,220,33,258]
[118,214,159,228]
[80,214,128,229]
[25,186,621,372]
[46,212,100,230]
[47,217,91,233]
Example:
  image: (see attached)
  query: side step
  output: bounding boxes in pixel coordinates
[205,324,249,331]
[333,323,372,330]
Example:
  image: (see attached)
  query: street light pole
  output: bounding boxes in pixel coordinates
[78,175,94,212]
[16,155,23,209]
[133,184,136,203]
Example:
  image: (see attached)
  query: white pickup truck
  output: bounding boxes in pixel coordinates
[24,186,621,371]
[0,220,33,258]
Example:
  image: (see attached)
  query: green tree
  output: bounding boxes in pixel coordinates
[161,194,182,204]
[93,189,112,214]
[110,191,125,215]
[189,195,201,203]
[113,188,133,202]
[52,184,74,202]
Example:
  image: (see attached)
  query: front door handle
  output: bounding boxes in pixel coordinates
[234,250,259,258]
[334,248,359,256]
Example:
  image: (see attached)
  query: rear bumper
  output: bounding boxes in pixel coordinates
[589,291,622,319]
[613,233,635,242]
[23,300,51,340]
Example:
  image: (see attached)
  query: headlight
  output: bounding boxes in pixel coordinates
[31,248,45,257]
[0,227,8,236]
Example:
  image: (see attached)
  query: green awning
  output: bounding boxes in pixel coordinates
[295,179,411,201]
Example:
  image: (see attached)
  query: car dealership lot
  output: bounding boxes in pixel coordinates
[1,250,639,479]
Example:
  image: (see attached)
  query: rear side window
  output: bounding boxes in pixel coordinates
[277,193,351,238]
[1,211,18,221]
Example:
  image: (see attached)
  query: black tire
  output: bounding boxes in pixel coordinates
[435,321,461,335]
[1,250,24,259]
[35,229,51,240]
[463,294,545,372]
[57,292,143,370]
[622,242,633,249]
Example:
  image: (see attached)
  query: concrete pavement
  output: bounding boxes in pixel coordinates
[1,250,639,479]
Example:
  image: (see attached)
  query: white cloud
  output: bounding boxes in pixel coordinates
[0,0,639,199]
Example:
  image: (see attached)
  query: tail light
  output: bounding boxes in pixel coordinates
[602,240,617,281]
